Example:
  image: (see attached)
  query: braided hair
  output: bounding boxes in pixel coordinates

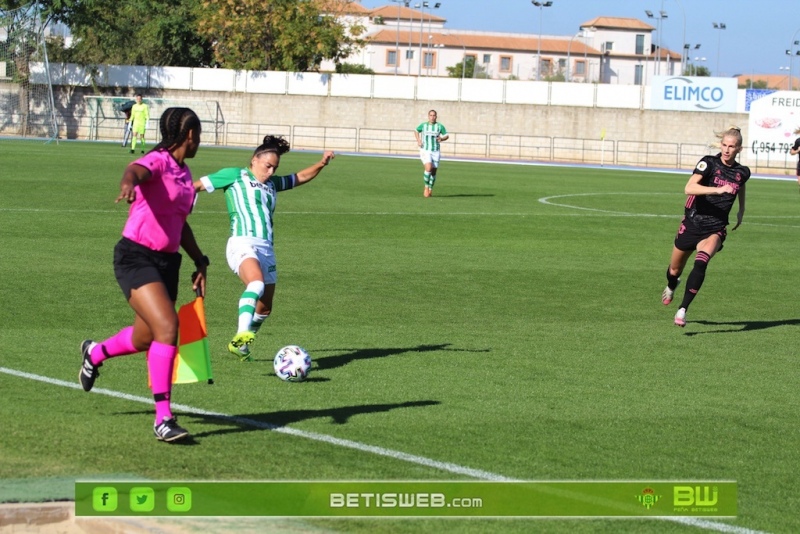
[154,107,201,152]
[253,135,291,159]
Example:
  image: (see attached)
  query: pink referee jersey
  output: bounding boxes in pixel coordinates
[121,150,195,253]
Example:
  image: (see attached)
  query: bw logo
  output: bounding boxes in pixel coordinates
[674,486,718,506]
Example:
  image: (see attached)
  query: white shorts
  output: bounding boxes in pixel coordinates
[226,236,277,284]
[419,149,441,168]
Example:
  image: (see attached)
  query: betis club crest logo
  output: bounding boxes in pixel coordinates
[637,488,661,509]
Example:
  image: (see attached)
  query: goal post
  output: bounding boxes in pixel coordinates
[0,4,58,141]
[83,96,224,145]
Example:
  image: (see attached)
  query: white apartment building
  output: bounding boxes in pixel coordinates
[321,2,683,85]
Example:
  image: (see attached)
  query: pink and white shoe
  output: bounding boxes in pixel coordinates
[662,280,680,305]
[674,308,686,327]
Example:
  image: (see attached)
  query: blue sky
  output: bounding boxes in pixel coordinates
[359,0,800,79]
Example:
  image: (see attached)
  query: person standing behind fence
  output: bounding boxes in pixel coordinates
[790,128,800,191]
[120,100,134,148]
[661,126,750,328]
[414,110,448,198]
[79,107,209,443]
[130,94,150,155]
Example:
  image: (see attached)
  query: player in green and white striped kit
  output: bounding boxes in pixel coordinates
[194,135,335,360]
[414,110,449,197]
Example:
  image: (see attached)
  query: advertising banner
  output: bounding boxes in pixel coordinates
[747,90,800,159]
[650,76,738,113]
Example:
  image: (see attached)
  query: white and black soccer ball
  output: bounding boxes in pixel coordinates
[273,345,312,382]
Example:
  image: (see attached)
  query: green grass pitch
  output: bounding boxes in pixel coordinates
[0,140,798,533]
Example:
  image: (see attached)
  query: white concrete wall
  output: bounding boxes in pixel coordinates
[32,63,752,112]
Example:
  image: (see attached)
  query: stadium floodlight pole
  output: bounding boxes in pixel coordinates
[788,28,800,91]
[391,0,403,75]
[672,0,686,74]
[532,1,553,81]
[419,1,428,76]
[683,43,700,74]
[645,8,667,76]
[410,3,418,75]
[712,22,726,76]
[426,3,441,76]
[404,1,411,75]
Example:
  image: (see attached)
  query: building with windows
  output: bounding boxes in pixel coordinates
[320,2,683,85]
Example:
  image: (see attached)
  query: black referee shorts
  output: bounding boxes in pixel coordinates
[113,237,182,301]
[674,217,727,252]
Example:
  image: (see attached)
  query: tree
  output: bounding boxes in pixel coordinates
[446,56,476,79]
[195,0,365,72]
[2,0,214,67]
[737,79,768,89]
[335,63,373,74]
[683,64,711,77]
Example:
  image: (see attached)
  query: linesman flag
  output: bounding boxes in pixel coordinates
[173,286,214,384]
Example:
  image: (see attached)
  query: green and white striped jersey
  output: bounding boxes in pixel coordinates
[416,121,447,151]
[199,167,295,243]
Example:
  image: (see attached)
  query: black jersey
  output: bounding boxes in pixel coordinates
[684,153,750,230]
[793,137,800,172]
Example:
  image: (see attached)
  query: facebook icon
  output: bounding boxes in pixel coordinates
[92,487,118,512]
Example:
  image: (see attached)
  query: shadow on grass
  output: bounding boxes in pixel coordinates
[119,401,441,442]
[190,400,441,439]
[684,318,800,336]
[312,343,490,371]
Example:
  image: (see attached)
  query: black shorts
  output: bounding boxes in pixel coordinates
[674,216,727,252]
[113,237,182,301]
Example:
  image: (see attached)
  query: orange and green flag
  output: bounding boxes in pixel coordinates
[173,294,214,384]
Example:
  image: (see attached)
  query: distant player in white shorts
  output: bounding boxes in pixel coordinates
[415,110,449,197]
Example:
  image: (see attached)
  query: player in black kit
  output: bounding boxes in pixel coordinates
[790,128,800,191]
[661,127,750,327]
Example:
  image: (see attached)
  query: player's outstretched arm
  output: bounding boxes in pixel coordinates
[116,164,151,204]
[295,151,335,185]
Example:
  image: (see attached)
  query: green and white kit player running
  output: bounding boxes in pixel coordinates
[414,109,449,197]
[193,136,335,360]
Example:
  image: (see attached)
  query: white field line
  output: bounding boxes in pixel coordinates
[0,366,768,534]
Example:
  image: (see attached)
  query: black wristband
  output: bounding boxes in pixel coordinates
[194,255,210,268]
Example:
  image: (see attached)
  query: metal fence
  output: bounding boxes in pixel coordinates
[4,114,797,174]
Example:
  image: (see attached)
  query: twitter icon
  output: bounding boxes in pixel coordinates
[130,487,155,512]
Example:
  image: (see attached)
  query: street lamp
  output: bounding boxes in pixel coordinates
[779,66,790,89]
[712,22,726,76]
[694,56,707,75]
[434,43,445,76]
[532,1,554,81]
[566,30,586,82]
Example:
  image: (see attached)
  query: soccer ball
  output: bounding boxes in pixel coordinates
[273,345,312,382]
